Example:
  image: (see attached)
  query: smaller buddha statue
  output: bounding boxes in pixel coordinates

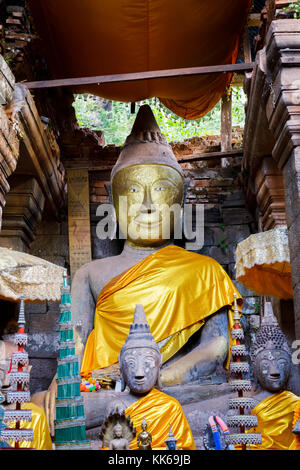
[137,418,152,450]
[165,425,177,450]
[99,403,136,450]
[109,423,130,450]
[249,302,299,450]
[99,304,195,450]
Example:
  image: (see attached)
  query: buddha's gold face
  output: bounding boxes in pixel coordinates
[112,164,184,247]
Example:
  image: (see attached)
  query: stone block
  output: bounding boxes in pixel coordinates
[222,207,254,225]
[28,311,59,334]
[25,302,47,315]
[225,224,251,244]
[288,214,300,257]
[204,206,222,224]
[222,190,246,208]
[29,358,57,395]
[207,245,229,265]
[27,331,59,358]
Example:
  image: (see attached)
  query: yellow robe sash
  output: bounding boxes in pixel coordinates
[249,391,299,450]
[81,245,242,377]
[125,388,196,450]
[7,402,53,450]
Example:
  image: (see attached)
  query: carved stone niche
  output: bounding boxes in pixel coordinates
[0,175,45,252]
[255,156,287,231]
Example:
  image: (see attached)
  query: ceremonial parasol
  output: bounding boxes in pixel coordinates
[0,247,66,303]
[235,227,293,300]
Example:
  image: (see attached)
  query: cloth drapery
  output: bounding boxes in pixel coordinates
[28,0,251,119]
[80,245,242,377]
[249,391,299,450]
[125,388,196,450]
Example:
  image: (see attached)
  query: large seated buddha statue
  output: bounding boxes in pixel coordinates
[73,104,242,385]
[39,105,243,433]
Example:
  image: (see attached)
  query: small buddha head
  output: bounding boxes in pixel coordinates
[113,422,123,439]
[141,418,148,431]
[250,303,291,393]
[119,304,162,394]
[110,105,185,247]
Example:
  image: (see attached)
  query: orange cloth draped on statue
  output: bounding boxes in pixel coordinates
[80,245,242,377]
[28,0,251,119]
[125,388,195,450]
[249,391,299,450]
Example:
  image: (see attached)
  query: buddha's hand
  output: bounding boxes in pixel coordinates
[45,374,57,436]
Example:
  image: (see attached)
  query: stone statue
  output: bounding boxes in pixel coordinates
[35,104,242,432]
[137,418,152,450]
[98,304,196,450]
[99,401,136,449]
[249,301,299,450]
[109,423,129,450]
[250,302,291,395]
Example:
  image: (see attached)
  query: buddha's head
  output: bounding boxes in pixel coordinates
[119,304,162,395]
[110,105,185,247]
[113,423,123,439]
[250,303,291,393]
[141,418,148,431]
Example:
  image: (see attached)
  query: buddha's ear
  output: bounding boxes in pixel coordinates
[118,356,127,392]
[104,182,113,205]
[120,372,127,392]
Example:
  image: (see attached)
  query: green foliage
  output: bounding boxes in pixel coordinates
[73,88,246,146]
[283,1,300,18]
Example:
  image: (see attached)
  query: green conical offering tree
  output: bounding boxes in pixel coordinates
[54,273,90,450]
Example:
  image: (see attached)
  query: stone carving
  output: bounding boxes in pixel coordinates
[98,304,195,450]
[99,404,136,450]
[119,304,162,394]
[250,302,291,393]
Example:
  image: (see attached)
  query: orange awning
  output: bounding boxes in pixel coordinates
[28,0,251,119]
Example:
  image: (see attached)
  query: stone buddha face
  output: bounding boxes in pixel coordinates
[112,164,184,247]
[113,423,123,439]
[255,349,291,392]
[120,346,161,394]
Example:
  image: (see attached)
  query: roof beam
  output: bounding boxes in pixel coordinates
[20,63,254,90]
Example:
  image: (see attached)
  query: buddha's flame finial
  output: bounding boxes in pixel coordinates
[18,294,25,327]
[233,293,240,322]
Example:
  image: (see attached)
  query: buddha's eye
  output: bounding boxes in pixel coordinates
[129,187,138,193]
[127,359,136,368]
[155,186,165,191]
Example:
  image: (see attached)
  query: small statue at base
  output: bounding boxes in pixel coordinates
[165,425,177,450]
[109,423,130,450]
[100,304,195,450]
[137,418,152,450]
[99,404,136,450]
[249,301,299,450]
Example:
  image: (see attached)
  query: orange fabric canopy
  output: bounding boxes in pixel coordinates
[29,0,251,119]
